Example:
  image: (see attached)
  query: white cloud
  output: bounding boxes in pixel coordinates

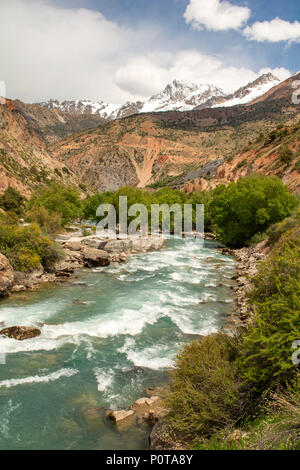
[244,18,300,43]
[184,0,251,32]
[0,0,140,103]
[116,50,290,96]
[0,0,292,104]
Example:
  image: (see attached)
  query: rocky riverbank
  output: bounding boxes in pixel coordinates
[220,241,270,329]
[0,235,166,296]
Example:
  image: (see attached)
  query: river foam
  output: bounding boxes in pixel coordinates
[0,368,79,389]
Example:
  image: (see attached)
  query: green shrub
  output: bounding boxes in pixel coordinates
[209,175,298,247]
[266,210,300,246]
[0,223,62,272]
[25,206,63,235]
[238,227,300,392]
[194,383,300,450]
[28,184,82,225]
[279,146,294,165]
[0,187,26,216]
[165,334,242,439]
[40,242,64,272]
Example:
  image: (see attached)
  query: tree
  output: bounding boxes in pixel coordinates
[28,184,82,225]
[210,176,298,247]
[0,187,26,216]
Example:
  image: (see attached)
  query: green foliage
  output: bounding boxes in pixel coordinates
[82,186,214,232]
[187,190,214,231]
[0,223,63,272]
[82,192,114,221]
[193,383,300,450]
[266,210,300,246]
[279,145,294,165]
[28,184,82,225]
[0,187,26,217]
[238,226,300,392]
[209,175,298,247]
[165,334,242,440]
[25,206,63,235]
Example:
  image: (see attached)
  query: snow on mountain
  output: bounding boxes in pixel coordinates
[140,80,226,113]
[38,73,281,120]
[213,73,280,108]
[39,99,122,119]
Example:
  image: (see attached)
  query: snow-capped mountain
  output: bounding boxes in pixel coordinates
[39,99,122,120]
[140,80,226,113]
[213,73,280,108]
[39,73,280,120]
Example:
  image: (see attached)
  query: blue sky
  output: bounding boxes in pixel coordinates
[0,0,299,102]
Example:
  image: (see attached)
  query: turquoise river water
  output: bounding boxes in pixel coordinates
[0,238,236,450]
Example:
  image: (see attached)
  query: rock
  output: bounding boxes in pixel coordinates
[146,387,165,397]
[146,396,160,406]
[10,285,26,292]
[134,397,150,406]
[130,395,167,426]
[0,253,14,296]
[13,265,44,289]
[106,409,134,423]
[102,237,165,255]
[119,252,127,263]
[0,326,41,341]
[64,241,82,252]
[103,239,134,254]
[55,269,74,278]
[82,248,110,267]
[82,238,102,249]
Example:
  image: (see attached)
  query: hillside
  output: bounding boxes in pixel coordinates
[1,72,299,196]
[13,100,106,145]
[0,99,82,196]
[51,73,300,193]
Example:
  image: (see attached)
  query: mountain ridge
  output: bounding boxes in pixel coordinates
[38,73,281,121]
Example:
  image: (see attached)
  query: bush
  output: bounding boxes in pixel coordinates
[266,210,300,246]
[0,223,63,272]
[194,383,300,450]
[209,175,298,247]
[0,187,26,216]
[238,226,300,392]
[165,334,242,439]
[279,146,293,165]
[25,206,63,235]
[28,184,82,225]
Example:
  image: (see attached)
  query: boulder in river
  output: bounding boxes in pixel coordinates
[0,253,14,296]
[106,409,134,423]
[0,326,42,341]
[82,248,110,267]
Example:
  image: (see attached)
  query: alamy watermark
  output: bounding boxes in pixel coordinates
[292,80,300,105]
[0,80,6,105]
[95,197,204,243]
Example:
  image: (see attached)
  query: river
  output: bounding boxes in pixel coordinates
[0,237,236,450]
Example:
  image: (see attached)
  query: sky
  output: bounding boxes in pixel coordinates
[0,0,299,103]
